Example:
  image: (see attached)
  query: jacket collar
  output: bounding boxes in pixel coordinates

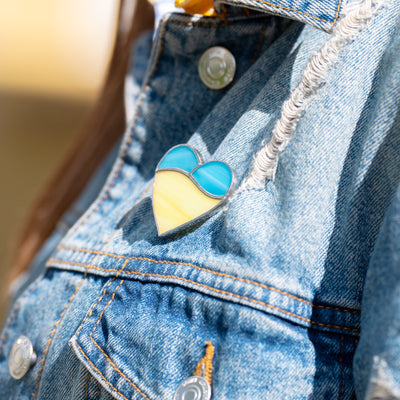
[215,0,350,32]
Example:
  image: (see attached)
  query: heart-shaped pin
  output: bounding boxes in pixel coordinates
[152,145,236,237]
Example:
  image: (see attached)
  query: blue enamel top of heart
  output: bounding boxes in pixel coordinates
[156,145,233,197]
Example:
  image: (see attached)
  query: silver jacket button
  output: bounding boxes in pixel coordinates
[9,336,37,380]
[198,46,236,90]
[174,376,212,400]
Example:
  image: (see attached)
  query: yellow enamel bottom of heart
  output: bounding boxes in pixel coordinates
[153,170,221,236]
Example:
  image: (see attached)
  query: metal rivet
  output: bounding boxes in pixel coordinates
[198,46,236,90]
[174,376,211,400]
[9,336,37,380]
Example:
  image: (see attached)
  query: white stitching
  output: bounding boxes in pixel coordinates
[240,0,385,189]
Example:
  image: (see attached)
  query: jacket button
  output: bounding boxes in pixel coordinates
[9,336,37,380]
[198,46,236,90]
[174,376,212,400]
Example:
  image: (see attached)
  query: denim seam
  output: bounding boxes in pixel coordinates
[84,371,91,400]
[339,334,345,400]
[221,0,342,24]
[75,260,128,339]
[77,275,151,400]
[256,0,341,24]
[64,20,169,238]
[89,278,125,337]
[89,335,151,400]
[49,258,359,333]
[251,19,269,64]
[74,341,136,400]
[33,273,87,398]
[51,247,360,315]
[96,382,101,400]
[0,276,45,358]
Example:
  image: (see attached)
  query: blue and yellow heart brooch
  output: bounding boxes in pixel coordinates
[152,145,236,237]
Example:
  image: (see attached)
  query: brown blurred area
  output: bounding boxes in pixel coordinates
[0,0,119,325]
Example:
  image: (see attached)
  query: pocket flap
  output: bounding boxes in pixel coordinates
[69,277,353,400]
[70,278,221,400]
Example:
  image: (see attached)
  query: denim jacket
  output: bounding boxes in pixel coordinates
[1,0,400,399]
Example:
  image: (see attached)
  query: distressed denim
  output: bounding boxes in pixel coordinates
[1,0,400,399]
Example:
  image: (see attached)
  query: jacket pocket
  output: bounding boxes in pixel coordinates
[70,276,357,400]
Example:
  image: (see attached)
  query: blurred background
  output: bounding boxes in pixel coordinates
[0,0,119,324]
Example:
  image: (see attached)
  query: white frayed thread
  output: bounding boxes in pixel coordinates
[239,0,384,191]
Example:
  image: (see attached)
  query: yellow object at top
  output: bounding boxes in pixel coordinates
[175,0,216,15]
[153,170,221,236]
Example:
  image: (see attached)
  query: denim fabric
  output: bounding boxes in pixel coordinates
[354,185,400,400]
[1,1,400,399]
[215,0,343,32]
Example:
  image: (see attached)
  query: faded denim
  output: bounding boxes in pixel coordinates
[1,1,400,399]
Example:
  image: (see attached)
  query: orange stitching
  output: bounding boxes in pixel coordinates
[243,7,252,17]
[75,260,128,338]
[76,274,150,400]
[84,371,91,400]
[0,277,45,357]
[89,279,125,336]
[194,341,214,385]
[253,0,342,25]
[64,20,169,238]
[51,247,360,315]
[339,334,345,400]
[74,341,133,400]
[87,260,127,336]
[47,258,359,333]
[251,19,269,64]
[96,382,101,399]
[33,274,87,399]
[89,335,150,400]
[334,0,342,25]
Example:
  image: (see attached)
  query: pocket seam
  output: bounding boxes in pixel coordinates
[88,334,150,400]
[50,247,360,315]
[74,341,139,400]
[76,262,151,400]
[51,257,359,334]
